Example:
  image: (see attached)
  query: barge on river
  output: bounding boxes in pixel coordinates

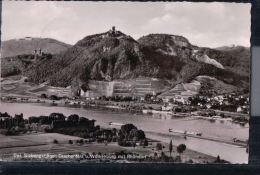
[169,128,202,136]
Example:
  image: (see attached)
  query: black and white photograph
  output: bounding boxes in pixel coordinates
[0,1,250,164]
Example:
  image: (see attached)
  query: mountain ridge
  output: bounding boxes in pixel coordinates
[1,37,71,58]
[1,29,250,96]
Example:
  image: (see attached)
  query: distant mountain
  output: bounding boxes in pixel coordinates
[215,45,249,51]
[1,29,250,96]
[1,37,71,58]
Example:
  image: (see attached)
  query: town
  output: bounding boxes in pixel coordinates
[1,87,249,125]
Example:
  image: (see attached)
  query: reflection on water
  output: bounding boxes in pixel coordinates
[0,102,249,163]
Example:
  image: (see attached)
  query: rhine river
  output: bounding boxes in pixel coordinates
[0,102,249,163]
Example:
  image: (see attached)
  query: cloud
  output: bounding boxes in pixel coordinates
[2,1,250,47]
[2,1,77,43]
[141,2,251,47]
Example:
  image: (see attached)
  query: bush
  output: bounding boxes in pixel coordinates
[175,155,182,162]
[144,139,149,146]
[50,95,60,101]
[40,93,48,99]
[220,113,225,118]
[177,144,186,154]
[213,155,227,163]
[187,159,193,163]
[53,139,58,144]
[68,140,73,144]
[156,143,163,151]
[112,137,117,142]
[67,114,79,122]
[76,139,84,144]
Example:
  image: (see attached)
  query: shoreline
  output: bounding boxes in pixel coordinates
[0,101,249,163]
[0,100,249,147]
[0,96,249,123]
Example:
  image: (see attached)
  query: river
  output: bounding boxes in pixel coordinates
[0,102,249,163]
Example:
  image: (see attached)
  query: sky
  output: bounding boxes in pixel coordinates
[1,1,251,48]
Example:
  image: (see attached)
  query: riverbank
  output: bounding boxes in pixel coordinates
[0,102,249,163]
[1,96,249,127]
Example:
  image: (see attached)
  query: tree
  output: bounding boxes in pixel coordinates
[39,115,49,124]
[129,128,138,139]
[216,155,221,162]
[144,139,149,147]
[156,143,163,151]
[49,113,66,121]
[177,144,186,156]
[175,108,182,113]
[136,130,146,140]
[79,139,84,145]
[154,152,158,158]
[160,151,169,162]
[121,124,137,136]
[132,141,136,148]
[40,93,48,99]
[68,140,73,144]
[129,129,146,140]
[53,139,58,144]
[50,95,60,101]
[220,113,225,118]
[80,83,89,92]
[169,140,173,157]
[144,94,152,102]
[28,117,40,124]
[71,78,81,97]
[14,113,24,126]
[79,117,89,123]
[68,114,79,122]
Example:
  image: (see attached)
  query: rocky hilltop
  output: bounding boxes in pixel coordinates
[1,28,250,96]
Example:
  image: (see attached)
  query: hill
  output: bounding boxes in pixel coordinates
[1,29,250,96]
[1,37,71,58]
[213,45,250,76]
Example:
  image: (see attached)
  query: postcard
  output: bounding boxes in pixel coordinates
[0,1,250,164]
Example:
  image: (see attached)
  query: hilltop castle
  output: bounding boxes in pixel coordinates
[109,26,120,36]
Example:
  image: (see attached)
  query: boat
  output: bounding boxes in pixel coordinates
[169,128,202,136]
[109,122,123,126]
[233,138,248,144]
[142,109,172,115]
[187,131,202,136]
[168,129,186,134]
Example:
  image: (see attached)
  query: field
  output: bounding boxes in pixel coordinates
[1,75,71,98]
[0,132,216,163]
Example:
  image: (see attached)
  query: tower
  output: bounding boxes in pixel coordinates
[111,26,116,35]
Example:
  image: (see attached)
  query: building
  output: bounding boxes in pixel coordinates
[34,48,43,59]
[112,26,116,34]
[80,78,165,99]
[162,103,174,111]
[24,37,33,41]
[237,107,243,113]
